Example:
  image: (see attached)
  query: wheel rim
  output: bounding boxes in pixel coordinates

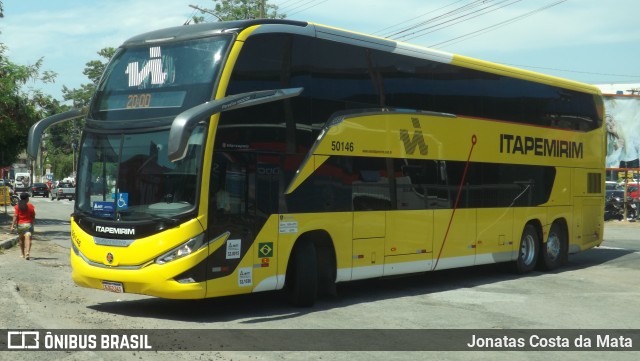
[546,233,561,261]
[520,234,535,266]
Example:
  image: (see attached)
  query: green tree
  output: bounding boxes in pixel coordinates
[61,47,115,107]
[0,43,57,168]
[45,47,115,180]
[193,0,285,22]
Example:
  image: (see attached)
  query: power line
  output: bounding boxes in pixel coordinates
[184,4,200,24]
[287,0,329,17]
[278,0,300,6]
[277,0,328,18]
[391,0,523,42]
[428,0,567,47]
[386,0,499,39]
[278,0,313,13]
[372,0,468,36]
[283,0,318,13]
[498,63,640,80]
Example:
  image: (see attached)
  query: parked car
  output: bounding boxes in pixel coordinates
[606,181,621,190]
[51,182,75,201]
[30,182,50,197]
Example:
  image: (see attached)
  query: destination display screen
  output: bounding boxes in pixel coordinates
[98,91,186,111]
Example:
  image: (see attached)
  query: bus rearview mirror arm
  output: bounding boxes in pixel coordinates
[27,108,86,158]
[167,87,304,162]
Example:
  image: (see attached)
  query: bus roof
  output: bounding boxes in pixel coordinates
[121,19,600,96]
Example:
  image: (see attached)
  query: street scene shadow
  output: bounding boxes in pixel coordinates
[88,246,635,323]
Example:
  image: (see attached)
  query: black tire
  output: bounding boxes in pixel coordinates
[287,240,318,307]
[514,224,539,274]
[539,222,567,271]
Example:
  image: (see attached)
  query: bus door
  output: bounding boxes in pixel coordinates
[351,158,387,280]
[206,151,270,297]
[384,159,435,276]
[251,154,282,291]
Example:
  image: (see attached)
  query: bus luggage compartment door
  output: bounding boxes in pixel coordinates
[352,211,385,280]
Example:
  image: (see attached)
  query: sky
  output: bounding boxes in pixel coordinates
[2,0,640,103]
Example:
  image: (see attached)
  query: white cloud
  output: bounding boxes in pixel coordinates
[1,0,193,99]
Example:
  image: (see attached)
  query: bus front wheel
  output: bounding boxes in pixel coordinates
[286,240,318,307]
[514,224,539,274]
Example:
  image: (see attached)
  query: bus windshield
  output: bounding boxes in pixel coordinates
[76,125,206,221]
[90,35,231,121]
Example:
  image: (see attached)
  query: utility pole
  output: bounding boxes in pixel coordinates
[260,0,265,18]
[188,4,223,21]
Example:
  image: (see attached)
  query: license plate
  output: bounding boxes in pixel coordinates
[102,281,124,293]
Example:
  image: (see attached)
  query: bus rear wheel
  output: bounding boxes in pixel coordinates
[286,240,318,307]
[540,222,567,271]
[514,224,539,274]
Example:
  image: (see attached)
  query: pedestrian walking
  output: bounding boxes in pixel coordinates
[10,193,36,260]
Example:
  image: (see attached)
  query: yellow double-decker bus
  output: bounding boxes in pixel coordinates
[28,19,604,306]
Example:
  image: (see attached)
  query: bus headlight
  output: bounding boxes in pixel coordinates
[156,233,205,265]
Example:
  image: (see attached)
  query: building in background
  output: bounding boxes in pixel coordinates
[596,83,640,181]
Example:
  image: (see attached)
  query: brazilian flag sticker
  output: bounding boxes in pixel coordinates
[258,242,273,258]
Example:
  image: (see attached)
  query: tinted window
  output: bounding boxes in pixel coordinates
[285,156,555,213]
[225,34,313,153]
[371,50,600,130]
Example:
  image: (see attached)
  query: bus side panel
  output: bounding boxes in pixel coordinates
[570,168,604,252]
[475,208,514,265]
[247,216,281,293]
[432,209,476,270]
[571,197,604,253]
[352,238,385,280]
[547,167,572,206]
[274,213,354,284]
[383,210,433,276]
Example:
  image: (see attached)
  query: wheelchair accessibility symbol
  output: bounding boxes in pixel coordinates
[116,193,128,210]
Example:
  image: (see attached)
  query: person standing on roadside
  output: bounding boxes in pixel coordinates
[10,193,36,260]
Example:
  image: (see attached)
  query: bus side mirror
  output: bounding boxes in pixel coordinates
[167,87,303,162]
[27,108,85,158]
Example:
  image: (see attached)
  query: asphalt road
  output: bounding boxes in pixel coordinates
[0,197,638,360]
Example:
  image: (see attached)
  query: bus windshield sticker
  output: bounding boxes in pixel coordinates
[115,193,129,210]
[226,239,241,259]
[92,202,115,217]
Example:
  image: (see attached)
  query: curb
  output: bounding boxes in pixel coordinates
[0,235,19,250]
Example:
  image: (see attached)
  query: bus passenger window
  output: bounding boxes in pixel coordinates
[352,158,391,211]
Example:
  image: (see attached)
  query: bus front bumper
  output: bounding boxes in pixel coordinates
[70,247,207,300]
